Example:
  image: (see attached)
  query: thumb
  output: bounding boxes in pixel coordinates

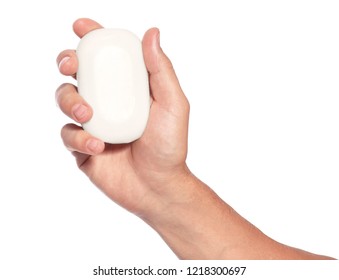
[142,28,186,107]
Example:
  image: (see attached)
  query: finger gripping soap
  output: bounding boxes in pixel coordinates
[76,28,150,143]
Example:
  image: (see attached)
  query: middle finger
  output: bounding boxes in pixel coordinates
[56,83,92,123]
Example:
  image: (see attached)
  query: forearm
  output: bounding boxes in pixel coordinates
[140,171,333,260]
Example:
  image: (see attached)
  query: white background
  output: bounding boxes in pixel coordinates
[0,0,338,279]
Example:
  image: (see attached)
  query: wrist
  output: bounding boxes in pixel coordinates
[137,164,196,221]
[138,169,230,259]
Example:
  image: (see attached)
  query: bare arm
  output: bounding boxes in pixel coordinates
[141,173,332,259]
[56,18,334,260]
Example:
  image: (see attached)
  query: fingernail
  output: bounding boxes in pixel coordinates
[86,139,102,153]
[72,104,88,122]
[58,56,70,69]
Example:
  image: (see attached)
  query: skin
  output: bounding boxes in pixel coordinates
[56,18,334,260]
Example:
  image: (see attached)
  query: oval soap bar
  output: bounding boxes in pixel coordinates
[76,28,150,143]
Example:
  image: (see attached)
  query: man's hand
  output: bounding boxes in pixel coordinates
[56,18,190,218]
[56,18,334,260]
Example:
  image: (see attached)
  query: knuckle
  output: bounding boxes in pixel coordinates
[181,96,190,114]
[55,83,76,111]
[60,124,86,152]
[60,124,70,142]
[55,83,68,102]
[184,98,190,112]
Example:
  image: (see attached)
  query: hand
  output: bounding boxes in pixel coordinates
[56,18,334,260]
[56,18,190,217]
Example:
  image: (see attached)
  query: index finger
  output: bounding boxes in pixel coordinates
[73,18,103,38]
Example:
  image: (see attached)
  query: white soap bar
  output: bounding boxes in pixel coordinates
[76,28,150,143]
